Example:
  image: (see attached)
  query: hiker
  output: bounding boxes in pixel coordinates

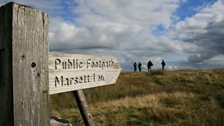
[147,60,153,72]
[133,62,137,72]
[161,59,166,70]
[138,62,142,72]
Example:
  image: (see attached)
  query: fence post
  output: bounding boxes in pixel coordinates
[0,2,49,126]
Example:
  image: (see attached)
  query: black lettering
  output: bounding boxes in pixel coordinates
[99,61,102,68]
[61,76,64,86]
[87,59,91,68]
[87,75,91,82]
[98,75,105,81]
[67,59,72,69]
[62,62,67,69]
[55,58,61,70]
[110,60,114,66]
[66,78,69,86]
[74,77,79,84]
[83,75,87,83]
[70,78,74,85]
[55,76,60,87]
[95,62,99,67]
[101,61,105,70]
[93,73,96,82]
[79,62,83,69]
[79,77,83,83]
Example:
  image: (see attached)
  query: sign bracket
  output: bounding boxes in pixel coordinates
[74,90,95,126]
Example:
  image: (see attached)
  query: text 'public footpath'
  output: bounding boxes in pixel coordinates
[55,58,115,70]
[53,58,116,87]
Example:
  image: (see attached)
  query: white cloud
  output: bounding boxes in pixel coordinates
[170,0,224,66]
[206,55,224,65]
[49,0,183,56]
[73,0,180,28]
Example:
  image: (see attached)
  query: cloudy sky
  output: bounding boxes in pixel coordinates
[1,0,224,71]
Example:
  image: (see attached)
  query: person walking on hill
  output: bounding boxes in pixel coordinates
[161,59,166,70]
[147,60,153,72]
[138,62,142,72]
[133,62,137,72]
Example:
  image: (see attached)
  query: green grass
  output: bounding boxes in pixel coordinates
[50,69,224,126]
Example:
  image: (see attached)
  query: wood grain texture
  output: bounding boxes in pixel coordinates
[12,3,49,126]
[0,2,49,126]
[49,52,121,94]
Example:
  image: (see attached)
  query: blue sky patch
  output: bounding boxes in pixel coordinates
[51,0,79,21]
[174,0,217,21]
[152,24,168,36]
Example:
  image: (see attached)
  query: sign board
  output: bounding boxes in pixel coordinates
[49,52,121,94]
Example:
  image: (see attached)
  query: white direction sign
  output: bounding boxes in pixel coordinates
[49,52,121,95]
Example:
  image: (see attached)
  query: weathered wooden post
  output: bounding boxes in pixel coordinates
[0,2,49,126]
[74,90,95,126]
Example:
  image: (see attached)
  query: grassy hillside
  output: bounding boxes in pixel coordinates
[50,69,224,126]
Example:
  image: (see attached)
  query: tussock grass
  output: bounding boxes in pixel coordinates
[90,92,194,109]
[50,69,224,126]
[149,69,166,76]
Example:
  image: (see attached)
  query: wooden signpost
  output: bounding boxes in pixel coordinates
[0,2,121,126]
[0,2,49,126]
[49,53,121,94]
